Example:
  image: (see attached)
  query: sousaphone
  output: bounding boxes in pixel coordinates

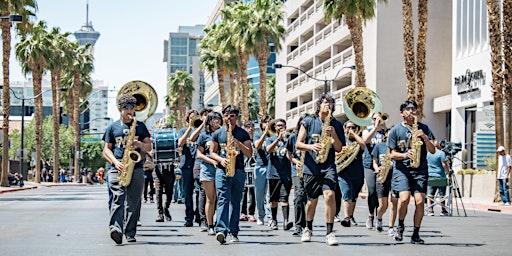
[342,87,383,127]
[117,80,158,122]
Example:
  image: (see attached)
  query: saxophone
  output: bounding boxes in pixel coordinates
[316,109,334,163]
[409,116,423,168]
[225,123,238,177]
[377,148,393,183]
[335,139,360,173]
[119,116,142,187]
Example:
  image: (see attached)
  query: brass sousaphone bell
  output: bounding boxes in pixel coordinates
[117,80,158,122]
[342,87,383,127]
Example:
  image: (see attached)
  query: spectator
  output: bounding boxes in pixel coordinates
[426,140,450,216]
[497,146,511,206]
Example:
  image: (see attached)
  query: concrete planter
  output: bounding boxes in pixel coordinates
[455,174,496,201]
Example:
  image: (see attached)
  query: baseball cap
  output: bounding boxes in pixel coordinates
[497,146,505,152]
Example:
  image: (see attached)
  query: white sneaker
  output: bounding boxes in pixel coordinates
[350,217,358,226]
[334,215,341,223]
[387,227,395,237]
[325,232,338,246]
[366,217,374,229]
[506,202,511,206]
[257,218,264,225]
[301,228,312,242]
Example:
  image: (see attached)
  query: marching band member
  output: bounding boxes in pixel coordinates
[296,95,344,246]
[361,112,388,229]
[265,118,293,231]
[102,94,152,244]
[337,121,366,228]
[388,100,435,244]
[196,111,223,236]
[241,121,257,222]
[287,113,310,236]
[253,115,272,225]
[371,128,398,234]
[177,110,200,227]
[209,105,253,244]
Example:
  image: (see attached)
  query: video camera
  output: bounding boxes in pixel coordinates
[439,139,462,156]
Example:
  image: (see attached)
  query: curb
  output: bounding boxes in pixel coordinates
[0,182,88,194]
[0,185,38,194]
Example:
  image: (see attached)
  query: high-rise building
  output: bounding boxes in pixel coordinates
[275,0,452,139]
[73,1,100,54]
[163,25,206,110]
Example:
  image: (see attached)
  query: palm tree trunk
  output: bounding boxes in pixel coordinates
[257,52,268,117]
[415,0,428,120]
[33,71,43,184]
[503,0,512,151]
[218,68,226,108]
[230,71,236,105]
[345,16,366,88]
[51,72,61,182]
[1,17,11,186]
[402,0,416,100]
[240,52,249,124]
[487,0,505,202]
[73,72,81,183]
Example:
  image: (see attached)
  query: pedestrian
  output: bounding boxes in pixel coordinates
[102,94,152,244]
[497,146,511,206]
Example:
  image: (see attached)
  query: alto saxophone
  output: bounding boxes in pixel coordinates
[377,148,393,183]
[296,150,305,178]
[409,116,423,168]
[225,123,238,177]
[119,116,142,187]
[316,109,334,163]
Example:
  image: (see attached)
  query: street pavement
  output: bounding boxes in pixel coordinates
[0,183,511,256]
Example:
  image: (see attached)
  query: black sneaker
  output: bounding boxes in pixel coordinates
[110,229,122,245]
[155,214,164,222]
[284,221,294,231]
[216,232,226,244]
[184,221,193,227]
[164,209,172,221]
[340,217,351,227]
[150,198,154,203]
[410,235,425,244]
[292,227,302,237]
[269,220,278,230]
[394,226,404,241]
[126,236,136,243]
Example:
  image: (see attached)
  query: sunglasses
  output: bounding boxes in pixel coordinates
[346,126,356,130]
[223,113,236,118]
[276,124,285,127]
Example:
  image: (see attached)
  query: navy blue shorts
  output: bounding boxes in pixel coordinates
[391,167,428,194]
[303,167,337,200]
[338,176,364,202]
[268,178,292,202]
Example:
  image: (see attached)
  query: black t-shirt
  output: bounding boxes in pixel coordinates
[253,132,269,166]
[265,135,291,179]
[387,122,434,173]
[286,133,300,177]
[362,127,387,169]
[178,127,198,169]
[102,119,150,169]
[196,131,213,164]
[212,126,251,170]
[338,138,364,180]
[301,115,345,175]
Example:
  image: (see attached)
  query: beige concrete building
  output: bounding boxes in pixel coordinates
[275,0,452,140]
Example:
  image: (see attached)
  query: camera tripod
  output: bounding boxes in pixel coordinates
[446,156,467,217]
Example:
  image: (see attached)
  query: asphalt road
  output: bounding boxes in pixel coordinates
[0,185,510,256]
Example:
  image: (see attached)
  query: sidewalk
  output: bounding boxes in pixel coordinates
[0,181,86,194]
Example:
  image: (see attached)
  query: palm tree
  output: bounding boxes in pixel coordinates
[168,70,194,128]
[415,0,428,118]
[324,0,386,88]
[0,0,37,186]
[247,82,259,121]
[501,0,512,151]
[200,24,228,108]
[47,27,71,182]
[68,43,93,183]
[250,0,285,119]
[15,20,51,184]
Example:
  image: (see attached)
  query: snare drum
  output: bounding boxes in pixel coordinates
[244,166,255,187]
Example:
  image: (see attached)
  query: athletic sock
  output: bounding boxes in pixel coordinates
[413,226,420,236]
[398,219,405,229]
[282,205,289,221]
[326,222,334,235]
[306,220,313,230]
[271,207,278,221]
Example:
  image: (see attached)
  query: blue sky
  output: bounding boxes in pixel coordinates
[9,0,218,118]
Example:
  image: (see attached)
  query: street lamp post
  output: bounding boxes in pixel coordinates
[0,86,67,181]
[273,63,356,94]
